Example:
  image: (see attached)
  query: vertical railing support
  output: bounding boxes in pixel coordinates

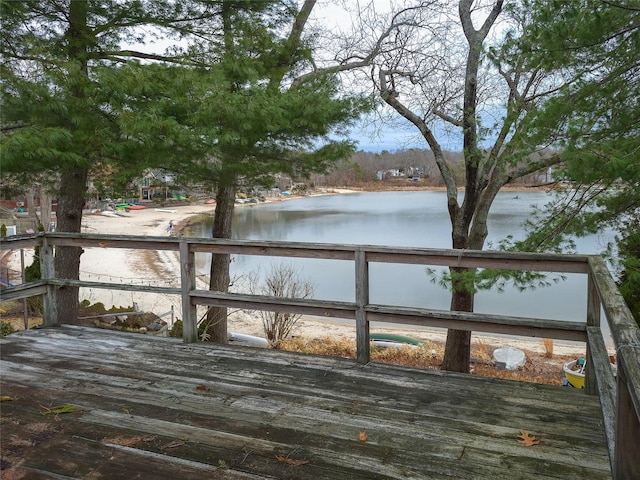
[40,236,58,326]
[585,270,601,395]
[614,365,640,480]
[355,249,370,364]
[20,248,28,330]
[179,240,198,343]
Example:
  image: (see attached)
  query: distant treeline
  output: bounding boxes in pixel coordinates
[313,149,552,188]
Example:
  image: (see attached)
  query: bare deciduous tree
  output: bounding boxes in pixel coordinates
[326,1,570,372]
[248,262,315,348]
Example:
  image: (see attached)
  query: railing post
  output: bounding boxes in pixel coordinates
[614,365,640,480]
[40,236,58,326]
[179,240,198,343]
[355,250,370,364]
[585,269,601,395]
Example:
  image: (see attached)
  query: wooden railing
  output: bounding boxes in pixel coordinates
[1,232,639,479]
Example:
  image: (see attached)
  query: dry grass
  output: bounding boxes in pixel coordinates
[279,335,577,386]
[473,337,492,363]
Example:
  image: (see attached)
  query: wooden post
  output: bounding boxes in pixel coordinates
[40,237,58,326]
[355,249,370,364]
[179,241,198,343]
[585,269,601,395]
[20,249,28,330]
[614,365,640,480]
[586,326,616,464]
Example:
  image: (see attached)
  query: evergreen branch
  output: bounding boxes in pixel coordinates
[93,50,193,65]
[1,122,32,132]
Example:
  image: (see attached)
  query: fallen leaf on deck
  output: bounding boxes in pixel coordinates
[196,384,210,391]
[359,431,368,444]
[276,455,309,466]
[517,430,540,447]
[0,396,14,402]
[40,404,80,415]
[104,435,156,447]
[162,439,186,450]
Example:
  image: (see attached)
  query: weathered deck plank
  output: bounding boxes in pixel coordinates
[1,326,611,479]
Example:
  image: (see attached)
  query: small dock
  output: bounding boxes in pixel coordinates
[1,325,611,479]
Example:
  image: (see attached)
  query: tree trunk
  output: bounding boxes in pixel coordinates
[54,0,90,324]
[54,168,88,324]
[25,188,36,218]
[437,0,504,374]
[40,191,53,231]
[441,267,474,372]
[206,183,236,343]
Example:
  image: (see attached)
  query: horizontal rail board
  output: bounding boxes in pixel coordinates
[48,279,182,296]
[365,304,588,341]
[191,290,357,320]
[189,244,356,261]
[365,251,590,273]
[0,281,48,302]
[187,291,587,341]
[6,233,591,274]
[0,236,42,250]
[50,236,180,252]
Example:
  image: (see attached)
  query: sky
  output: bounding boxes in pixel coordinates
[348,115,465,153]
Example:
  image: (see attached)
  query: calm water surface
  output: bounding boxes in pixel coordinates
[187,191,615,336]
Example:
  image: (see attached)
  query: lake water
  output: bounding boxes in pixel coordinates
[187,190,616,337]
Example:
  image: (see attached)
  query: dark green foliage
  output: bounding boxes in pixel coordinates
[1,0,366,197]
[0,322,16,337]
[78,300,134,316]
[1,1,367,326]
[168,319,207,339]
[617,221,640,324]
[169,320,183,338]
[24,251,41,283]
[506,0,639,317]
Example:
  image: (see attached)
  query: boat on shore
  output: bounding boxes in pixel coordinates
[370,333,423,345]
[228,332,269,348]
[101,210,120,218]
[563,358,586,388]
[370,333,422,348]
[563,358,617,388]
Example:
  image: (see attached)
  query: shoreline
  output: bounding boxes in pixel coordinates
[2,187,588,356]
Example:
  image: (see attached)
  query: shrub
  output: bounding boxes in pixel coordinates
[0,321,16,337]
[168,319,205,339]
[248,262,315,347]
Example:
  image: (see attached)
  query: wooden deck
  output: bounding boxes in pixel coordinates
[1,325,611,479]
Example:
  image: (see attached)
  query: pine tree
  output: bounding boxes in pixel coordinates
[514,0,640,322]
[1,1,369,328]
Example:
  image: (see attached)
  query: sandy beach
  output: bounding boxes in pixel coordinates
[2,192,590,358]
